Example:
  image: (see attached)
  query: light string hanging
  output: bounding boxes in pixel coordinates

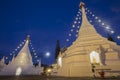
[85,7,115,34]
[85,7,120,41]
[29,40,40,63]
[6,39,26,62]
[65,9,82,46]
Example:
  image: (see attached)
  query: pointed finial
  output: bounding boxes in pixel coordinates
[26,35,30,41]
[79,1,85,9]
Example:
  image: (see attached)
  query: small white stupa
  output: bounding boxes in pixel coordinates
[0,35,42,75]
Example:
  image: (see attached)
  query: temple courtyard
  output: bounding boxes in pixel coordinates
[0,76,120,80]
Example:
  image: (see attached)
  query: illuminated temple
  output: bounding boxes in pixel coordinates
[0,35,42,75]
[56,2,120,77]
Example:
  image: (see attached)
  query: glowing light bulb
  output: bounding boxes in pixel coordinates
[90,20,92,23]
[22,42,24,44]
[92,14,95,17]
[106,26,110,29]
[72,25,75,28]
[98,19,101,22]
[71,29,73,32]
[111,31,114,34]
[76,30,79,33]
[78,21,81,23]
[102,23,105,26]
[10,53,12,56]
[66,39,69,42]
[76,34,78,37]
[117,36,120,39]
[74,21,77,24]
[6,57,8,59]
[76,17,78,20]
[15,49,17,51]
[20,44,22,46]
[69,34,72,36]
[95,17,98,19]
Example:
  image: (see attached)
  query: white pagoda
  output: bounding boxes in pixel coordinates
[0,35,42,75]
[56,2,120,77]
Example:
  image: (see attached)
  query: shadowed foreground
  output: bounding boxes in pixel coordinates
[0,76,120,80]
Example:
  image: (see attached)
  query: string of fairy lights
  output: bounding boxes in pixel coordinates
[86,7,120,40]
[5,39,40,64]
[85,7,115,34]
[29,40,40,63]
[64,6,120,46]
[65,9,82,46]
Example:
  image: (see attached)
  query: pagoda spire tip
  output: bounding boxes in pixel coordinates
[79,1,85,8]
[26,35,30,41]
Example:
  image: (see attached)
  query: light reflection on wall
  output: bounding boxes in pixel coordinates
[15,67,22,76]
[90,51,100,64]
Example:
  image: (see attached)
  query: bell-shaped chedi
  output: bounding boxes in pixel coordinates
[0,35,42,75]
[56,2,120,77]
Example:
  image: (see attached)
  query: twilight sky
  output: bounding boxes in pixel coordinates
[0,0,120,65]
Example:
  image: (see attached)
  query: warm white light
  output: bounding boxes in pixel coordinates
[16,67,22,76]
[106,26,110,29]
[47,68,52,73]
[58,57,62,67]
[45,52,50,57]
[90,51,101,64]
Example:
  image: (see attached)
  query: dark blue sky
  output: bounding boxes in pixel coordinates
[0,0,120,65]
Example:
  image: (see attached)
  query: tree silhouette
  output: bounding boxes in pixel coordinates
[107,34,114,42]
[55,40,60,60]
